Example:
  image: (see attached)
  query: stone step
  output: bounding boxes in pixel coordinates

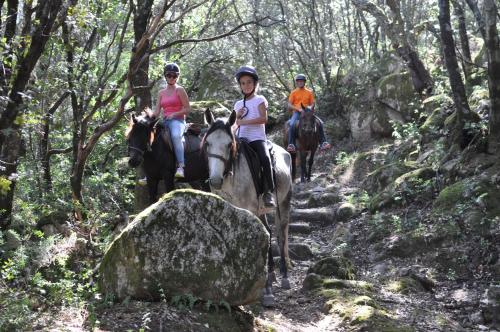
[289,222,312,234]
[271,242,314,261]
[291,207,336,225]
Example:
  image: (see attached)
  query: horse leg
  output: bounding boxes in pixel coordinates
[259,214,276,307]
[147,179,159,204]
[164,173,175,193]
[276,189,291,289]
[291,152,297,182]
[307,149,316,182]
[300,151,307,183]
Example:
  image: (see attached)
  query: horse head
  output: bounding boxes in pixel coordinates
[125,112,156,168]
[299,105,317,135]
[202,108,237,190]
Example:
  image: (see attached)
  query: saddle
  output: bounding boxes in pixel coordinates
[237,138,276,198]
[159,122,203,155]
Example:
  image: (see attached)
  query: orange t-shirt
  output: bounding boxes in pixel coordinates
[288,87,315,112]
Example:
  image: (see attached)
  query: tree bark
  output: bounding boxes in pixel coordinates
[131,0,154,112]
[0,0,63,230]
[483,0,500,154]
[452,0,473,83]
[464,0,486,40]
[438,0,471,150]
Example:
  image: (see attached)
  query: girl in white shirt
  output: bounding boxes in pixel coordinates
[234,65,275,208]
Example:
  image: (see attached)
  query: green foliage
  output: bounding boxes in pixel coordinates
[0,176,12,196]
[170,293,201,310]
[346,190,370,210]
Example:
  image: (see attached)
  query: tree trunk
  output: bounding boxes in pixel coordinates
[131,0,154,112]
[464,0,486,40]
[131,0,155,212]
[483,0,500,154]
[452,0,473,84]
[0,0,19,95]
[438,0,471,149]
[0,0,63,230]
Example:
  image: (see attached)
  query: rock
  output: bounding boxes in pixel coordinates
[2,229,21,252]
[362,162,415,193]
[99,189,269,306]
[480,286,500,326]
[376,234,428,260]
[369,167,435,212]
[470,311,484,325]
[398,266,436,291]
[336,203,356,222]
[373,262,392,277]
[302,273,323,290]
[289,243,313,261]
[332,222,351,246]
[291,207,336,225]
[307,256,356,280]
[307,192,341,208]
[288,222,311,234]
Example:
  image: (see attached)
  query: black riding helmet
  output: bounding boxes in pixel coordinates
[164,62,180,75]
[295,73,306,81]
[235,65,259,82]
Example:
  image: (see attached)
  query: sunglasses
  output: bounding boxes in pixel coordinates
[166,73,178,79]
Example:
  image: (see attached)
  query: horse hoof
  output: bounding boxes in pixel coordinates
[261,294,276,307]
[281,278,291,289]
[271,271,277,282]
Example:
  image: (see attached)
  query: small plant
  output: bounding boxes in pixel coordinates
[170,293,201,310]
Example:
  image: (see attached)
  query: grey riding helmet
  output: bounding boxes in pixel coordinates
[164,62,180,75]
[295,73,306,81]
[235,65,259,82]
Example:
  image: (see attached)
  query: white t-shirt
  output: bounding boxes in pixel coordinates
[234,95,268,142]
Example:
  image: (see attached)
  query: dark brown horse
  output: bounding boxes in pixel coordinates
[126,113,209,204]
[284,106,320,182]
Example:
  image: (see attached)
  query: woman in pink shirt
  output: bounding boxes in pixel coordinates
[151,63,191,178]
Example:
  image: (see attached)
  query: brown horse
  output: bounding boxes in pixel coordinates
[284,106,320,182]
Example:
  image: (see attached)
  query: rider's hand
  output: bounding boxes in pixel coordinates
[236,108,244,119]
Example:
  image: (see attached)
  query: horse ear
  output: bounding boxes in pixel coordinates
[311,105,315,112]
[204,108,214,125]
[301,103,305,111]
[132,114,137,124]
[228,110,237,126]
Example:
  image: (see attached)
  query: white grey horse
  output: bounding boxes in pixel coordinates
[203,109,292,307]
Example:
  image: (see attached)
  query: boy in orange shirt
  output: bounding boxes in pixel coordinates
[286,74,331,152]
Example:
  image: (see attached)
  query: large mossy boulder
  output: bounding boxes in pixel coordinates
[432,174,500,235]
[99,189,269,305]
[369,167,435,212]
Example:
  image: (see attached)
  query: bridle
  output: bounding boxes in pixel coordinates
[202,125,235,177]
[128,145,146,156]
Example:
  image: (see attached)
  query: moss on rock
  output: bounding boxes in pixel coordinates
[99,189,269,306]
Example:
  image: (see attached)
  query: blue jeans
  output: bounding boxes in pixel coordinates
[164,119,186,166]
[288,111,300,146]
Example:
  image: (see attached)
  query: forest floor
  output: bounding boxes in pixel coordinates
[33,136,498,332]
